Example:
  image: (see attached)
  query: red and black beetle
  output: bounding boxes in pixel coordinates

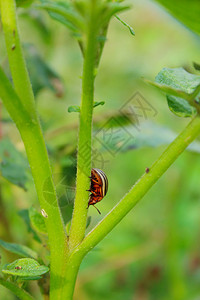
[87,168,108,214]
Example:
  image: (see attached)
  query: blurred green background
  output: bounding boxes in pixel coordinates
[0,0,200,299]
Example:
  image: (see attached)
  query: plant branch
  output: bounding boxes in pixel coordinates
[0,0,36,119]
[0,67,31,125]
[0,278,34,300]
[0,1,67,298]
[61,114,200,300]
[74,115,200,257]
[69,1,98,250]
[0,57,67,300]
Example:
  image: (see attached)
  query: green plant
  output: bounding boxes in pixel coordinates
[0,0,200,299]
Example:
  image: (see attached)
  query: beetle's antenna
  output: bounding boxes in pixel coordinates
[93,205,101,214]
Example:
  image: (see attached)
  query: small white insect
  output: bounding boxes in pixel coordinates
[41,209,48,218]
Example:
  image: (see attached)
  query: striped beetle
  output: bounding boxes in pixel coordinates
[87,168,108,214]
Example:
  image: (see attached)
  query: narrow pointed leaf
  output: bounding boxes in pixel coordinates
[68,102,105,113]
[0,239,38,259]
[93,101,105,108]
[37,1,82,33]
[0,278,34,300]
[68,105,80,113]
[115,15,135,35]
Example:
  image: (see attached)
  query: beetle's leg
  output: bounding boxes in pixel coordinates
[93,205,101,214]
[90,190,99,196]
[92,178,100,184]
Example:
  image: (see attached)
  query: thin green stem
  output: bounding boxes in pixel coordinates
[60,113,200,300]
[0,0,36,119]
[0,278,34,300]
[74,115,200,257]
[69,1,98,250]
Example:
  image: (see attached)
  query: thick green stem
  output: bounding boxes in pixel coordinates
[0,0,36,118]
[58,253,82,300]
[0,56,67,300]
[74,115,200,256]
[69,1,98,250]
[19,123,68,299]
[0,1,67,298]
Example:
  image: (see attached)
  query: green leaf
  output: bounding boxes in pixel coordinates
[68,102,105,113]
[153,0,200,35]
[0,139,29,189]
[0,278,34,300]
[94,121,200,153]
[193,62,200,71]
[68,105,80,113]
[86,216,92,229]
[29,207,47,235]
[115,15,135,35]
[2,258,49,279]
[100,2,130,27]
[18,210,41,243]
[23,44,63,97]
[146,67,200,117]
[155,68,200,99]
[37,1,82,34]
[60,202,74,225]
[93,101,105,108]
[167,95,196,117]
[145,78,197,101]
[19,275,42,280]
[0,239,38,259]
[16,0,34,7]
[126,122,200,153]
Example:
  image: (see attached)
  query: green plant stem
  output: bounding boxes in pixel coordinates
[0,67,31,125]
[0,278,34,300]
[69,1,98,250]
[60,114,200,299]
[0,1,68,298]
[0,0,36,118]
[0,61,67,300]
[19,123,68,297]
[75,115,200,256]
[58,253,82,300]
